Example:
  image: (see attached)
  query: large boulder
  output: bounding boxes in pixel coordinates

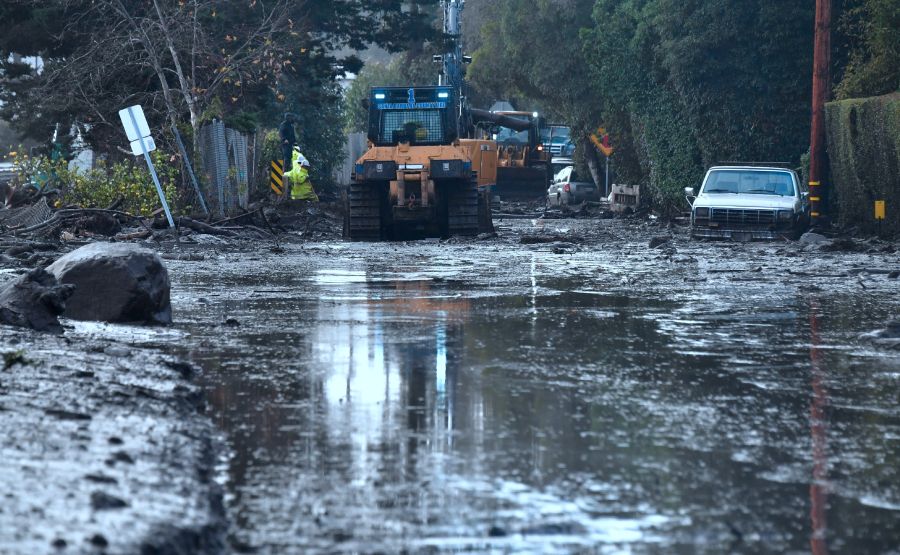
[46,243,172,325]
[0,269,74,333]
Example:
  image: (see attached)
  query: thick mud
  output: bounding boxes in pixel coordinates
[0,325,226,554]
[148,218,900,553]
[4,215,899,553]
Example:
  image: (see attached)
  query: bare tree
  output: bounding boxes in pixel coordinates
[28,0,292,151]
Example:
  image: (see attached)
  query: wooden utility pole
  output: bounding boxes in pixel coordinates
[809,0,832,226]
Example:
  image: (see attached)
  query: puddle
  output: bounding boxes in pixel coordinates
[150,222,900,553]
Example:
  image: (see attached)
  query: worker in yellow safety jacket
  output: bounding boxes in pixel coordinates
[285,147,319,202]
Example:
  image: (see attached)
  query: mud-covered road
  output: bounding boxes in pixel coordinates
[153,217,900,554]
[45,217,900,553]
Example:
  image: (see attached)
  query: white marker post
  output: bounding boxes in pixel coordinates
[118,105,175,228]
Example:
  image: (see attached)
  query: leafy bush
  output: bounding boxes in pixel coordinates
[12,151,179,216]
[836,0,900,100]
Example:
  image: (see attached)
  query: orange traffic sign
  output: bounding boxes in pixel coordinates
[591,127,614,157]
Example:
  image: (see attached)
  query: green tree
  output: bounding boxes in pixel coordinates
[581,0,818,212]
[836,0,900,99]
[343,53,440,134]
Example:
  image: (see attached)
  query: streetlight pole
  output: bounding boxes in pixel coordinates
[808,0,831,227]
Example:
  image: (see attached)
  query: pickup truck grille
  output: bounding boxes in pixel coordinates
[710,208,776,226]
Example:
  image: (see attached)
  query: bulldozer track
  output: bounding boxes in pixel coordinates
[348,183,383,240]
[447,180,479,236]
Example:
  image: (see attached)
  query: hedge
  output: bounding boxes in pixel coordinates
[825,92,900,234]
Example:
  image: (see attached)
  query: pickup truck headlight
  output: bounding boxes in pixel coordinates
[777,210,793,222]
[694,207,709,218]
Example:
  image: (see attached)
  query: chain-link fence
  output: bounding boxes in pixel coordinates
[199,120,258,218]
[0,197,53,229]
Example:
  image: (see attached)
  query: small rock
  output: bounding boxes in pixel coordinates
[77,213,121,236]
[44,409,91,421]
[860,319,900,349]
[799,232,829,244]
[888,271,899,279]
[488,526,507,537]
[90,491,128,510]
[5,245,34,258]
[648,236,669,249]
[85,473,118,485]
[0,269,75,333]
[51,538,67,549]
[103,346,132,358]
[163,359,198,380]
[106,451,134,465]
[89,534,109,548]
[191,234,229,245]
[225,317,240,327]
[821,237,862,253]
[660,246,677,256]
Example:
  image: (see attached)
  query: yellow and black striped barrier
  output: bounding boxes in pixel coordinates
[270,159,285,195]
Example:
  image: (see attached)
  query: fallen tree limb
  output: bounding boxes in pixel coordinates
[177,217,236,237]
[211,209,260,227]
[115,229,153,241]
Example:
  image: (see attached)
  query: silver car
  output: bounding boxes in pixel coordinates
[547,166,598,206]
[687,165,808,240]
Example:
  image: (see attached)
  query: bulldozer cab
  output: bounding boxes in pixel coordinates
[368,87,458,147]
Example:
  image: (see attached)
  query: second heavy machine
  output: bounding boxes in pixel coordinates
[348,0,537,240]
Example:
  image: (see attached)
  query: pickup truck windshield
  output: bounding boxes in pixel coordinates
[703,170,795,196]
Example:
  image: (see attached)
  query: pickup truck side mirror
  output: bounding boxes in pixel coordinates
[684,187,696,197]
[801,191,809,200]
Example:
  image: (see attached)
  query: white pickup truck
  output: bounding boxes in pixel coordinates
[686,165,809,240]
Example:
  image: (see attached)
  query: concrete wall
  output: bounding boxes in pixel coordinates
[825,93,900,234]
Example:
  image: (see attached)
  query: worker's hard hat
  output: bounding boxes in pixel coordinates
[293,149,310,167]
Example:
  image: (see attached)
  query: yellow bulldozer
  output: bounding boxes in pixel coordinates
[347,86,499,240]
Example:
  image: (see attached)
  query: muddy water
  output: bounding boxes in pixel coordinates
[166,221,900,553]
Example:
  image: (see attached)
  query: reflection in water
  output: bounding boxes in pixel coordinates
[166,246,900,553]
[808,300,828,555]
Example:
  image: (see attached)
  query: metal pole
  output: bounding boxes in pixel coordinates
[172,125,209,216]
[128,109,175,228]
[605,155,610,199]
[808,0,831,226]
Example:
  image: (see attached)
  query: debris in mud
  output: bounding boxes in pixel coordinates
[821,237,865,253]
[860,319,900,349]
[520,234,583,245]
[47,243,172,325]
[3,349,27,370]
[162,252,206,262]
[91,491,129,510]
[649,236,670,249]
[0,268,74,333]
